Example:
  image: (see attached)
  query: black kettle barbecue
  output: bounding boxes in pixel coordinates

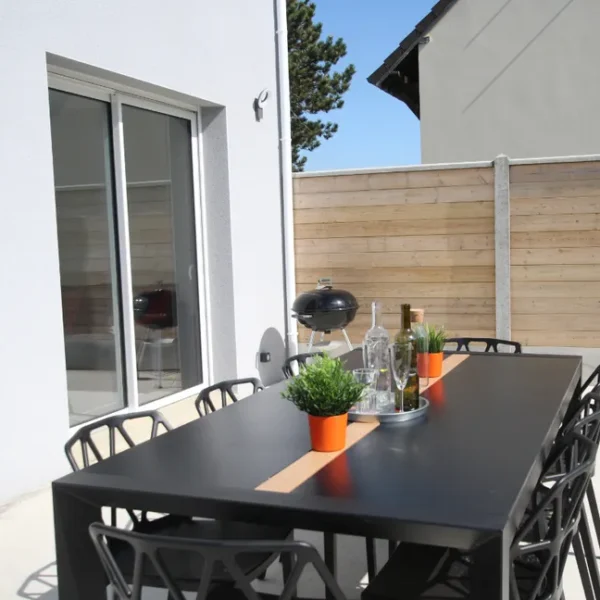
[292,284,358,351]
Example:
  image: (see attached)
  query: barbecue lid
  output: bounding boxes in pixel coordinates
[292,286,359,315]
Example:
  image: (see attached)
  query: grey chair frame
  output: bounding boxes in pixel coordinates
[89,522,347,600]
[195,377,264,416]
[282,353,326,379]
[445,337,523,353]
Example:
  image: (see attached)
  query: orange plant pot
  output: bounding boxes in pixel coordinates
[308,413,348,452]
[417,352,444,378]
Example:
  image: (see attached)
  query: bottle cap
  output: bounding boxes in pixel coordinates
[410,308,425,324]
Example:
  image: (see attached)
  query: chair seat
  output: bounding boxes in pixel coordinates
[363,542,549,600]
[112,514,292,591]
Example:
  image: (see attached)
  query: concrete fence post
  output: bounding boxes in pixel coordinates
[494,154,511,340]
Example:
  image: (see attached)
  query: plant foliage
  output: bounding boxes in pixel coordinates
[287,0,356,171]
[428,324,447,353]
[416,324,447,353]
[282,355,365,417]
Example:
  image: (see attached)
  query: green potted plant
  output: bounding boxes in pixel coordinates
[417,324,447,378]
[281,354,366,452]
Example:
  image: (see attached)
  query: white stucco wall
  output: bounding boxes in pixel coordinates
[0,0,286,504]
[419,0,600,163]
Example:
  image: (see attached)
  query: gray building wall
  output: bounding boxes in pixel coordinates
[419,0,600,164]
[0,0,286,504]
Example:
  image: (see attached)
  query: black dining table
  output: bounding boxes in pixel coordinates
[53,350,581,600]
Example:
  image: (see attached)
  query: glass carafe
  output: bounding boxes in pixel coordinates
[362,301,391,404]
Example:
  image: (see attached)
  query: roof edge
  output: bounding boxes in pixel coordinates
[368,0,461,93]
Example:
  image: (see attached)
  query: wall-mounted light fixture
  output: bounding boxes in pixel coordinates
[254,89,270,121]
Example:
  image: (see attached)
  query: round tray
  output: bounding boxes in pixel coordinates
[348,395,429,424]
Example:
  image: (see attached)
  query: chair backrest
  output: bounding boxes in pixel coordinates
[509,431,597,600]
[65,410,172,472]
[560,391,600,455]
[195,377,264,417]
[445,337,522,353]
[282,352,326,379]
[89,522,348,600]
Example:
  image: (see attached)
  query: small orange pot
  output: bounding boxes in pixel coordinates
[417,352,444,378]
[308,413,348,452]
[428,352,444,378]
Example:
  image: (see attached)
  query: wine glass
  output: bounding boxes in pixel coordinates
[389,342,412,412]
[352,368,378,412]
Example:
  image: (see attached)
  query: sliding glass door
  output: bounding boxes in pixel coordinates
[50,89,125,426]
[49,83,204,425]
[122,104,202,404]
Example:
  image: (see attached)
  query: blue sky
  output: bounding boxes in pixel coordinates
[300,1,432,172]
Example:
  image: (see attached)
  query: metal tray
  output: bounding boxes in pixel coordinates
[348,394,429,424]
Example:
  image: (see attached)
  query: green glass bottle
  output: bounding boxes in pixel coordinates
[394,303,420,411]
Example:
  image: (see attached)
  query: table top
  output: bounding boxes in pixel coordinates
[54,351,581,549]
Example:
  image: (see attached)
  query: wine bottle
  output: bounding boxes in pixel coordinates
[394,303,420,411]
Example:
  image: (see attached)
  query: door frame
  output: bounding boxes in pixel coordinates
[48,73,212,427]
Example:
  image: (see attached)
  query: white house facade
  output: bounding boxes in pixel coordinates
[0,0,294,504]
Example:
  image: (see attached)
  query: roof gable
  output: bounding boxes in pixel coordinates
[367,0,461,117]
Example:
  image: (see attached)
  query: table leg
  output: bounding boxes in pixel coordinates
[324,532,337,600]
[53,484,105,600]
[366,537,377,581]
[472,532,509,600]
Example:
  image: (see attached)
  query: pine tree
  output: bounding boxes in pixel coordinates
[287,0,356,171]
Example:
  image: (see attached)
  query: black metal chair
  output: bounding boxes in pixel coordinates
[282,352,326,379]
[195,378,264,416]
[363,430,597,600]
[66,411,292,595]
[64,410,173,527]
[559,390,600,599]
[89,521,347,600]
[445,337,523,353]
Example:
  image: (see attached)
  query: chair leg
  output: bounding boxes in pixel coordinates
[574,532,595,600]
[366,537,377,581]
[281,551,296,599]
[579,509,600,599]
[587,485,600,548]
